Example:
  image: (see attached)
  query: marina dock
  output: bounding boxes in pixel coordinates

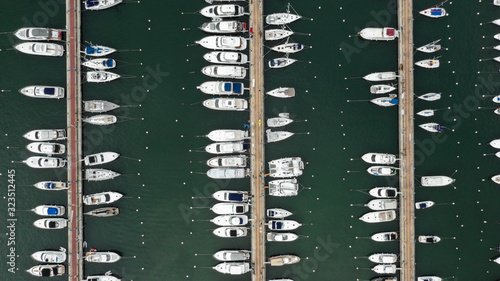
[249,0,266,281]
[398,0,416,279]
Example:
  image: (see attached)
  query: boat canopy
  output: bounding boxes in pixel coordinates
[229,193,244,201]
[106,59,114,67]
[225,82,243,94]
[86,0,100,7]
[386,28,395,36]
[391,99,399,104]
[47,208,59,215]
[44,88,55,95]
[47,183,56,189]
[431,8,444,15]
[32,29,50,37]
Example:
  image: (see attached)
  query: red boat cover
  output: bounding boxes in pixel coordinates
[386,28,395,36]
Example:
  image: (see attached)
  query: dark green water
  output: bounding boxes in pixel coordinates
[0,0,500,280]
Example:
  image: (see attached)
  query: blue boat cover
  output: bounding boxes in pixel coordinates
[233,83,243,94]
[47,208,59,215]
[106,59,114,67]
[418,203,427,209]
[243,143,249,150]
[47,183,56,189]
[86,46,96,54]
[270,60,276,67]
[430,8,443,16]
[391,99,399,105]
[44,88,55,95]
[224,83,232,92]
[436,125,444,132]
[86,0,99,7]
[228,193,243,201]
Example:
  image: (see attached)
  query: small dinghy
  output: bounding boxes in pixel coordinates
[266,4,302,25]
[213,250,251,261]
[416,59,440,68]
[205,141,248,154]
[34,181,68,191]
[83,115,117,125]
[27,264,65,277]
[85,0,122,10]
[83,191,123,205]
[268,220,301,231]
[33,218,68,229]
[27,142,66,155]
[14,27,62,41]
[418,277,442,281]
[417,39,442,53]
[203,98,248,111]
[86,71,120,83]
[19,85,64,99]
[268,178,299,197]
[368,253,398,263]
[490,139,500,149]
[364,72,397,81]
[85,168,120,181]
[84,152,120,166]
[84,275,120,281]
[200,4,245,18]
[492,174,500,184]
[213,262,250,274]
[271,42,304,54]
[367,166,398,176]
[370,84,396,94]
[371,95,399,107]
[420,7,446,18]
[211,203,249,215]
[359,210,396,223]
[85,207,119,217]
[418,235,441,243]
[203,51,248,64]
[267,113,293,127]
[213,227,248,238]
[266,129,294,143]
[267,232,298,242]
[213,190,249,202]
[267,208,292,218]
[82,58,116,70]
[24,129,66,141]
[359,27,399,41]
[421,175,455,186]
[419,123,444,133]
[200,20,247,34]
[198,81,244,95]
[84,100,120,113]
[14,42,64,57]
[207,155,247,168]
[269,57,297,68]
[31,248,67,263]
[84,45,116,57]
[369,187,398,198]
[372,264,397,274]
[207,168,249,179]
[415,201,435,209]
[269,255,300,266]
[362,153,397,165]
[202,65,247,79]
[416,109,435,117]
[265,29,294,41]
[24,156,66,168]
[85,251,121,263]
[365,199,398,210]
[196,36,247,51]
[371,231,398,242]
[32,205,65,216]
[419,93,441,101]
[211,215,248,226]
[267,87,295,98]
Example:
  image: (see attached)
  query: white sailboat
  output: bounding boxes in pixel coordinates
[370,84,396,94]
[85,0,122,10]
[34,181,68,191]
[269,57,297,68]
[419,123,444,133]
[82,58,116,70]
[86,71,120,83]
[265,29,294,41]
[83,100,120,113]
[417,39,442,53]
[266,4,302,25]
[418,93,441,101]
[84,45,116,57]
[85,168,120,181]
[421,175,455,186]
[420,7,446,18]
[267,113,293,127]
[271,42,304,54]
[266,87,295,98]
[84,152,120,166]
[363,72,397,81]
[490,139,500,149]
[371,95,399,107]
[83,115,117,125]
[417,277,442,281]
[266,129,294,143]
[416,109,435,117]
[416,59,440,68]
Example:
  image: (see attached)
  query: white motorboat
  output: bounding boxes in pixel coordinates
[196,36,247,50]
[266,87,295,98]
[84,100,120,113]
[419,123,444,133]
[85,251,121,263]
[85,0,122,10]
[268,178,299,197]
[367,166,398,176]
[207,168,249,179]
[369,187,398,198]
[203,98,248,111]
[213,250,251,261]
[202,65,247,79]
[364,72,397,81]
[368,253,398,263]
[85,207,119,217]
[86,71,120,83]
[33,218,68,229]
[83,191,123,205]
[417,39,442,53]
[371,231,398,242]
[211,215,248,226]
[200,5,245,18]
[496,34,500,42]
[416,109,435,117]
[27,264,65,277]
[198,81,244,95]
[266,4,302,25]
[213,227,248,238]
[418,277,442,281]
[359,27,399,41]
[492,174,500,184]
[14,27,62,41]
[200,20,247,33]
[208,129,249,142]
[416,59,440,68]
[359,210,396,223]
[267,232,298,242]
[24,156,66,169]
[420,7,446,18]
[267,208,292,218]
[271,42,304,54]
[265,29,294,41]
[266,129,294,143]
[268,157,304,178]
[213,190,249,202]
[14,42,64,57]
[83,115,117,125]
[31,248,67,263]
[84,152,119,166]
[213,262,250,275]
[84,275,121,281]
[211,203,249,215]
[490,139,500,149]
[27,142,66,155]
[84,45,116,57]
[268,255,300,266]
[269,57,297,68]
[372,264,397,274]
[207,155,247,168]
[205,141,248,154]
[268,220,301,231]
[204,51,248,64]
[494,45,500,51]
[370,84,396,94]
[24,129,66,141]
[495,108,500,115]
[365,199,398,210]
[85,169,120,181]
[421,175,455,187]
[371,95,399,107]
[34,181,68,191]
[415,201,435,209]
[495,0,500,6]
[361,153,397,165]
[418,235,441,243]
[19,85,64,99]
[82,58,116,70]
[32,205,65,216]
[267,113,293,127]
